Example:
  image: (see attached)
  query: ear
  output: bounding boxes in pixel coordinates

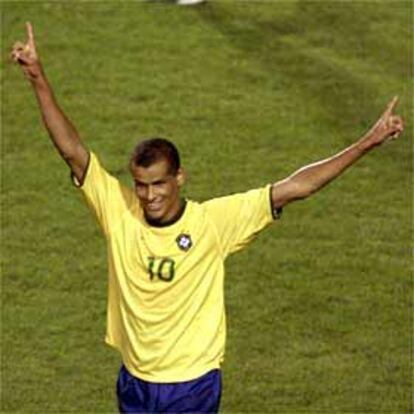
[176,168,186,187]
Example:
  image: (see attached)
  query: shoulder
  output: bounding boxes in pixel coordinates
[201,185,272,212]
[76,151,137,210]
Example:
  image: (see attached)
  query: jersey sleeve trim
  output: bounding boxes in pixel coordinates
[269,185,283,220]
[71,151,91,188]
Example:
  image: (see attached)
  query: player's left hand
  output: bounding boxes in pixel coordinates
[367,96,404,147]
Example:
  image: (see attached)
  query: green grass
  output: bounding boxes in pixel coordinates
[1,1,412,412]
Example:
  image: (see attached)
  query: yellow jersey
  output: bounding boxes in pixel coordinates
[77,152,278,382]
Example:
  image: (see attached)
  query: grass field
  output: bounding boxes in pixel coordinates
[1,1,413,413]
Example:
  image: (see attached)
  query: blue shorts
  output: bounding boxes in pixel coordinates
[117,365,222,413]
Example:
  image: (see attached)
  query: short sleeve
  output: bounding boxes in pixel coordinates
[73,152,136,237]
[202,185,279,257]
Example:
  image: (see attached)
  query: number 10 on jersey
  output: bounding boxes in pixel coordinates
[147,257,176,282]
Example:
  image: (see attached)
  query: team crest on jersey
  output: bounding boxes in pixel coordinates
[176,234,192,251]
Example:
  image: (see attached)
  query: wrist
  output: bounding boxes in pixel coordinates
[358,131,382,152]
[27,61,45,83]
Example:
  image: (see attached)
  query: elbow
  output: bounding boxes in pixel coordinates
[61,151,76,163]
[271,179,311,209]
[57,141,84,164]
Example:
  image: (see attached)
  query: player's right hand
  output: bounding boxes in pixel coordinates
[11,22,42,80]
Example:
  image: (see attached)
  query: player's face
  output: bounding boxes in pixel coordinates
[130,158,185,225]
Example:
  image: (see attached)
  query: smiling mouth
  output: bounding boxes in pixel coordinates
[146,202,163,212]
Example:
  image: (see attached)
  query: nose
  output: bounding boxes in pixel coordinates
[147,185,156,202]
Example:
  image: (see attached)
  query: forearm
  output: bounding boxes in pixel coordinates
[272,97,404,209]
[271,129,386,209]
[29,66,88,180]
[31,70,82,159]
[288,135,373,198]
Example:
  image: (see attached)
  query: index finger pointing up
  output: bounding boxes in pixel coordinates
[26,22,35,47]
[384,95,399,116]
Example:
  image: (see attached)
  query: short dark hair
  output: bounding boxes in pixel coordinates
[130,138,181,175]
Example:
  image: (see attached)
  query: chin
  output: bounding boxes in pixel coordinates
[145,209,167,222]
[146,210,162,219]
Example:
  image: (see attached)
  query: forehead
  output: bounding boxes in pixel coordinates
[130,159,173,182]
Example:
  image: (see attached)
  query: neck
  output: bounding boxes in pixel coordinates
[145,199,187,227]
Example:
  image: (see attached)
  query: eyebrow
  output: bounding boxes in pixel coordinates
[134,179,166,186]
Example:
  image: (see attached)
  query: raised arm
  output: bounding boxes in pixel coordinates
[271,97,404,209]
[11,22,89,183]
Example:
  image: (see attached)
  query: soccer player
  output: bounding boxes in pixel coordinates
[11,23,404,414]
